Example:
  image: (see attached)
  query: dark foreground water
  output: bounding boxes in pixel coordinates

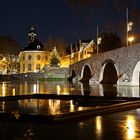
[0,109,140,140]
[0,80,139,140]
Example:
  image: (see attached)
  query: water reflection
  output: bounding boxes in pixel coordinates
[101,84,117,97]
[2,83,6,96]
[125,115,136,139]
[0,80,70,96]
[2,101,5,112]
[48,99,60,115]
[117,85,140,97]
[0,99,89,115]
[70,100,75,112]
[95,116,102,138]
[56,85,61,95]
[0,80,139,98]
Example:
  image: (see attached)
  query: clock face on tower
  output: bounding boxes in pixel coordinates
[37,45,41,49]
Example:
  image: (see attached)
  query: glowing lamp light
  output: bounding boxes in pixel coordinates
[128,36,134,42]
[87,54,91,57]
[3,57,6,61]
[128,36,134,45]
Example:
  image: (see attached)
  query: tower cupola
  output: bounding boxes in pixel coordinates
[28,24,37,43]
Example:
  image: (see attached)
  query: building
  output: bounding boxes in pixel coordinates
[19,25,47,73]
[70,39,95,64]
[0,54,19,74]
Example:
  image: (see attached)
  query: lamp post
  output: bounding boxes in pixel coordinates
[96,26,99,55]
[96,26,102,54]
[126,8,133,46]
[126,8,128,46]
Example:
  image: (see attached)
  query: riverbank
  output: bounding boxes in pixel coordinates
[0,67,69,81]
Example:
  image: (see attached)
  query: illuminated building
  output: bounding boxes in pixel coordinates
[0,54,19,74]
[70,39,95,64]
[19,25,47,73]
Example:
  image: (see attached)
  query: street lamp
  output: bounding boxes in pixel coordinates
[128,36,134,46]
[126,8,134,46]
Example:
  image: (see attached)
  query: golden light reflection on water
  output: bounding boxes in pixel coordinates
[125,115,136,140]
[95,116,102,139]
[2,83,6,97]
[56,85,61,95]
[33,81,39,93]
[78,107,84,111]
[96,116,102,132]
[1,80,140,97]
[70,100,74,112]
[12,88,16,96]
[79,122,84,128]
[48,99,60,115]
[62,86,69,95]
[2,101,5,112]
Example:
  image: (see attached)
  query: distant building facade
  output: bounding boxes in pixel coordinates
[0,54,19,74]
[70,39,95,64]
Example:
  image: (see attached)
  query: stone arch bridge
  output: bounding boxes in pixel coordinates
[69,44,140,86]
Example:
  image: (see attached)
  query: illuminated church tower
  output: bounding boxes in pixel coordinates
[19,24,47,73]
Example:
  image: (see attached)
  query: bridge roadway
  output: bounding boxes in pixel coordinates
[70,43,140,86]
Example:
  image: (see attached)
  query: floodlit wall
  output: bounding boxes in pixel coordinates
[19,51,47,73]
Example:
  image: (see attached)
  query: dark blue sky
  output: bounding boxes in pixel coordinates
[0,0,140,48]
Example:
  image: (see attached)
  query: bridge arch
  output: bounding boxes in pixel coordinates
[68,69,76,81]
[132,60,140,85]
[99,59,118,84]
[71,69,76,78]
[80,64,92,83]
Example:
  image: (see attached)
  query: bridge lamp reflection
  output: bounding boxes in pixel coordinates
[126,115,135,139]
[96,116,102,136]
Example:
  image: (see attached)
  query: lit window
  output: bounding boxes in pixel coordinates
[37,45,41,49]
[36,64,40,71]
[28,64,32,71]
[45,55,48,60]
[23,64,25,71]
[28,55,32,60]
[37,55,41,60]
[23,55,25,60]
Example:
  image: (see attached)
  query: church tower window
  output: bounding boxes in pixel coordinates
[28,24,37,43]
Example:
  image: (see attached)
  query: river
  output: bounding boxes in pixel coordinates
[0,80,139,97]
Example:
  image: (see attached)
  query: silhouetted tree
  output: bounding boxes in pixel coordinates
[0,36,21,55]
[99,32,122,52]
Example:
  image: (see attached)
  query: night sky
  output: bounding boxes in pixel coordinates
[0,0,140,48]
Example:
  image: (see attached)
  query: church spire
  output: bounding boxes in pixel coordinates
[28,22,37,43]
